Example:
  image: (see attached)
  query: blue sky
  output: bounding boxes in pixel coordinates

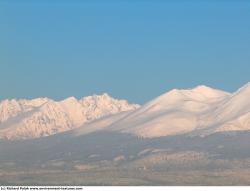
[1,0,250,104]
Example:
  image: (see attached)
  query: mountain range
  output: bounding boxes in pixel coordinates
[1,83,250,140]
[1,83,250,185]
[0,94,139,140]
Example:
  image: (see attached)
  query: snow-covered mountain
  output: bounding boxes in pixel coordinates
[0,94,139,140]
[195,82,250,135]
[1,83,250,185]
[1,83,250,140]
[73,83,250,138]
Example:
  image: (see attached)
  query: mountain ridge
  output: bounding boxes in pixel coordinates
[73,83,250,138]
[0,93,139,140]
[1,83,250,140]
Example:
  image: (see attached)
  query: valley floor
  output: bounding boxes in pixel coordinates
[1,153,250,186]
[1,131,250,186]
[1,167,250,186]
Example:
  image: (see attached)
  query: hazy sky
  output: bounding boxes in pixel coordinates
[1,0,250,104]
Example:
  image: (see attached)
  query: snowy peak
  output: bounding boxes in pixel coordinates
[190,85,230,98]
[0,99,23,122]
[141,85,230,114]
[60,96,78,104]
[79,93,127,106]
[154,85,229,102]
[21,97,50,107]
[233,82,250,96]
[79,93,139,121]
[74,82,250,139]
[0,94,139,140]
[209,82,250,123]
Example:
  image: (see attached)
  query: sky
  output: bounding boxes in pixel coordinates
[0,0,250,104]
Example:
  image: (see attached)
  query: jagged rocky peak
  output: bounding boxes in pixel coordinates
[79,93,140,121]
[79,93,139,110]
[0,93,140,140]
[0,99,23,122]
